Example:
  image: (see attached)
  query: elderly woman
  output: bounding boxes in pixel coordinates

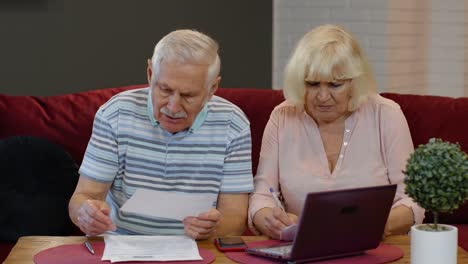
[249,24,424,239]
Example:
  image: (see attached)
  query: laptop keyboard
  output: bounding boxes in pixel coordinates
[258,244,292,256]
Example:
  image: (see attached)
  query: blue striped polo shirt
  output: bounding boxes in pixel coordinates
[79,87,254,235]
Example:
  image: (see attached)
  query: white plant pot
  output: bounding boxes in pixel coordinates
[411,224,458,264]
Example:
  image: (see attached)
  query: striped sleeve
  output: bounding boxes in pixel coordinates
[79,107,119,182]
[220,121,254,193]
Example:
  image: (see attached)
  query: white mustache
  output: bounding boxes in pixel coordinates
[160,107,187,119]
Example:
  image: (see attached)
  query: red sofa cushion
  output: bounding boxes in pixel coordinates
[0,85,145,165]
[0,87,466,254]
[455,224,468,251]
[0,86,285,175]
[0,243,13,263]
[4,89,466,166]
[381,93,468,152]
[215,88,284,174]
[381,93,468,225]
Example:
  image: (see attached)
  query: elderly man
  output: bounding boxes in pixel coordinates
[69,30,253,240]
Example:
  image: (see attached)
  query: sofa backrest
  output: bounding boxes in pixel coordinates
[381,93,468,224]
[1,86,467,223]
[215,88,284,173]
[0,85,144,166]
[381,93,468,152]
[1,87,467,172]
[0,86,286,174]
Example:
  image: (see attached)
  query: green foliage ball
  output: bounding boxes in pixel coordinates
[404,138,468,214]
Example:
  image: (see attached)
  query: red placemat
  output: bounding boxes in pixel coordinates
[34,241,215,264]
[225,240,403,264]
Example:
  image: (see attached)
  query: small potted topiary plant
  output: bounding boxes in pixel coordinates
[404,138,468,264]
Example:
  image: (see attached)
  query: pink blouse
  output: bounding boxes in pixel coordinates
[248,94,425,232]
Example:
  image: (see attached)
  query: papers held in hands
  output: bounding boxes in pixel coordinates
[120,188,216,220]
[102,235,201,263]
[100,189,210,262]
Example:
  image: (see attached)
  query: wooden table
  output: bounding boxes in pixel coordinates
[3,235,468,263]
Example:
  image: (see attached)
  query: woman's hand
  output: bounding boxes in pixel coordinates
[253,207,298,239]
[383,205,414,239]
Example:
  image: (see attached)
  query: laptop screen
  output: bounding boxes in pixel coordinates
[247,184,397,262]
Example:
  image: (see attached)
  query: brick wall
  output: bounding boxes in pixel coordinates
[273,0,467,97]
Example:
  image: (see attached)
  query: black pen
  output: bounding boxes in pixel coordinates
[84,240,95,255]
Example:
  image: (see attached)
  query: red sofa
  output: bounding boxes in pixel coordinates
[1,85,467,261]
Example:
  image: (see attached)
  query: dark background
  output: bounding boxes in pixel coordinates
[0,0,272,96]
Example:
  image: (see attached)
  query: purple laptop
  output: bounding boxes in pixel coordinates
[246,184,397,263]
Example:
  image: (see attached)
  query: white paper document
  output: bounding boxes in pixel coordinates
[120,188,216,220]
[102,235,202,263]
[280,224,298,241]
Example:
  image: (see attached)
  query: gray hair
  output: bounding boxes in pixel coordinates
[283,24,376,111]
[151,29,221,89]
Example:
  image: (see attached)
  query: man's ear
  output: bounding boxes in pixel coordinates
[147,59,153,84]
[209,76,221,97]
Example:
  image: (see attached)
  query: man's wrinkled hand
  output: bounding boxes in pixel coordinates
[183,208,221,240]
[76,199,116,236]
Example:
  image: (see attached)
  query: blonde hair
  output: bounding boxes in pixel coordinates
[151,29,220,89]
[283,24,376,111]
